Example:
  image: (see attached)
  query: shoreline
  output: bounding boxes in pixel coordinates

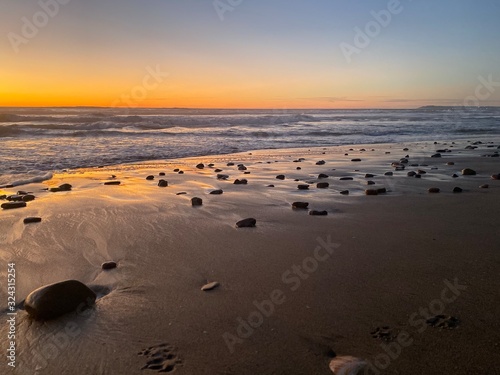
[1,137,499,374]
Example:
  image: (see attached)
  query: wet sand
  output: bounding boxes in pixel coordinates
[1,139,500,374]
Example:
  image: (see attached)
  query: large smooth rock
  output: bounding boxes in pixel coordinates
[25,280,96,320]
[461,168,476,176]
[236,218,256,228]
[1,202,27,210]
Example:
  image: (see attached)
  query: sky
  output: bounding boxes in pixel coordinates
[1,0,500,109]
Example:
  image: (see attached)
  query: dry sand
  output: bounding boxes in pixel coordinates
[1,138,500,374]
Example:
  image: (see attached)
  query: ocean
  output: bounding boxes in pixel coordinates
[1,106,499,186]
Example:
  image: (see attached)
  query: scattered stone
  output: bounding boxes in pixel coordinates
[1,202,27,210]
[292,202,309,209]
[318,173,329,179]
[453,187,463,193]
[377,188,387,194]
[296,167,302,170]
[480,184,489,188]
[158,180,168,187]
[316,160,326,165]
[217,174,229,180]
[0,195,6,200]
[351,158,362,162]
[233,179,248,185]
[426,314,460,329]
[417,169,426,175]
[173,168,180,172]
[309,210,328,216]
[178,171,184,174]
[276,175,285,180]
[214,169,223,173]
[208,163,215,167]
[227,162,234,166]
[339,177,353,181]
[146,175,155,180]
[428,187,440,193]
[24,217,42,224]
[414,174,422,179]
[7,195,24,202]
[446,162,455,166]
[491,174,500,180]
[340,190,349,195]
[176,192,187,195]
[365,174,375,178]
[191,197,203,206]
[384,172,393,176]
[267,185,275,188]
[102,261,117,270]
[210,189,223,195]
[403,148,409,151]
[196,163,205,169]
[407,171,417,177]
[104,181,121,185]
[317,182,329,189]
[236,218,256,228]
[365,189,378,196]
[24,280,96,321]
[366,181,375,185]
[452,174,459,178]
[201,282,219,291]
[431,153,442,158]
[17,191,28,195]
[159,172,166,176]
[297,184,310,190]
[238,165,247,171]
[50,183,72,192]
[461,168,476,176]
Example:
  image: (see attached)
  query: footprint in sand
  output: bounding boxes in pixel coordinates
[426,315,460,329]
[138,343,182,372]
[370,326,394,342]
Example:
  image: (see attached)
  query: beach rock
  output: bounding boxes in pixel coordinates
[318,173,329,179]
[317,182,329,189]
[157,180,168,187]
[210,189,223,195]
[365,174,375,178]
[236,218,256,228]
[316,160,326,165]
[217,174,229,180]
[366,181,375,185]
[340,190,349,195]
[214,169,223,173]
[400,158,409,164]
[296,167,302,170]
[384,172,393,176]
[309,210,328,216]
[233,179,248,185]
[191,197,203,206]
[276,175,285,180]
[365,189,378,196]
[146,175,155,180]
[0,195,6,200]
[339,177,353,181]
[196,163,205,169]
[351,158,362,162]
[377,188,387,194]
[176,192,187,195]
[452,174,459,178]
[159,172,166,176]
[178,171,184,174]
[428,187,440,193]
[417,169,426,175]
[431,153,442,158]
[297,184,310,190]
[173,168,180,172]
[24,280,96,321]
[238,165,247,171]
[292,202,309,209]
[267,185,275,187]
[227,162,234,166]
[201,282,220,291]
[24,217,42,224]
[1,202,27,210]
[461,168,476,176]
[59,183,72,191]
[480,184,489,188]
[446,162,455,166]
[104,181,121,185]
[17,190,28,195]
[453,187,463,193]
[407,171,417,177]
[7,195,24,202]
[491,174,500,180]
[101,261,117,270]
[403,148,409,151]
[208,163,215,167]
[414,174,422,179]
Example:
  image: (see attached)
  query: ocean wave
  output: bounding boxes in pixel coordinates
[0,172,53,188]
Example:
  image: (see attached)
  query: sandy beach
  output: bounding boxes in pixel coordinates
[1,138,500,375]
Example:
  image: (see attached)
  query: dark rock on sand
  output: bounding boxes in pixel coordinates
[50,183,72,192]
[7,195,24,202]
[267,184,275,188]
[309,210,328,216]
[316,160,326,165]
[233,179,248,185]
[428,187,440,193]
[210,189,223,195]
[407,171,417,177]
[1,202,27,210]
[365,174,375,178]
[158,180,168,187]
[339,177,353,181]
[159,172,166,176]
[196,163,205,169]
[446,162,455,166]
[104,181,121,185]
[236,218,256,228]
[276,175,285,180]
[365,189,378,196]
[491,174,500,180]
[173,168,180,172]
[227,162,235,166]
[377,188,387,194]
[238,165,247,171]
[431,153,442,158]
[24,217,42,224]
[178,171,184,174]
[366,181,375,185]
[340,190,349,195]
[217,174,229,180]
[214,169,223,173]
[461,168,476,176]
[452,174,459,178]
[351,158,362,162]
[317,182,329,189]
[384,172,393,176]
[296,167,302,170]
[417,169,426,175]
[480,184,489,188]
[297,184,310,190]
[0,195,6,200]
[24,280,96,321]
[414,174,422,179]
[146,175,155,180]
[453,187,463,193]
[191,197,203,206]
[292,202,309,209]
[318,173,329,179]
[176,192,187,195]
[102,261,117,270]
